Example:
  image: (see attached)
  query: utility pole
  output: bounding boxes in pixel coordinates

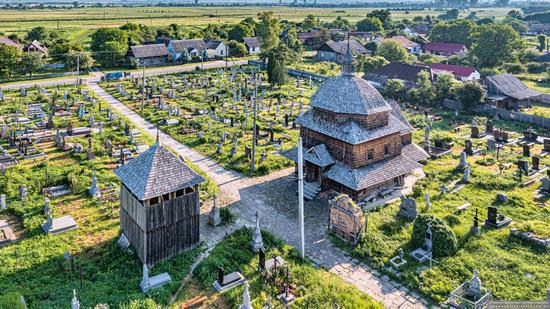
[76,53,80,88]
[298,137,305,259]
[141,64,146,111]
[251,70,258,174]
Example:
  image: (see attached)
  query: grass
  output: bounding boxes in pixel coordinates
[331,106,550,304]
[100,65,311,176]
[0,6,516,45]
[185,227,384,308]
[0,84,207,308]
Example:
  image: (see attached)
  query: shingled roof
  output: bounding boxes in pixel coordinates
[487,74,541,100]
[320,39,371,55]
[130,44,169,59]
[282,143,335,167]
[364,62,431,84]
[114,142,204,201]
[310,75,391,116]
[242,37,260,48]
[170,39,207,53]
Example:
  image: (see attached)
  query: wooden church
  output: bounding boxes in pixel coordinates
[285,45,428,201]
[115,135,204,266]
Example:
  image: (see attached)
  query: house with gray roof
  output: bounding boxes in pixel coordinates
[128,44,169,67]
[115,136,204,266]
[284,49,427,201]
[167,39,208,61]
[316,39,372,64]
[484,74,541,109]
[242,37,261,55]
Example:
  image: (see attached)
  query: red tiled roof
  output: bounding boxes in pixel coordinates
[0,37,21,49]
[423,42,466,54]
[429,63,476,77]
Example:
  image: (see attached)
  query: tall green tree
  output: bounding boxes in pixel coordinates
[255,11,280,51]
[415,71,436,105]
[356,17,384,32]
[65,50,93,71]
[502,16,527,34]
[367,9,392,28]
[456,81,485,110]
[434,73,458,102]
[302,14,319,30]
[266,43,292,88]
[383,79,405,100]
[229,24,253,42]
[91,28,129,67]
[470,23,521,67]
[537,34,546,52]
[376,40,408,62]
[0,43,22,79]
[26,26,49,43]
[429,19,476,46]
[360,55,388,73]
[20,52,45,77]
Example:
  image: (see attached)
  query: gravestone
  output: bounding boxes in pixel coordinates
[213,266,245,292]
[518,160,529,175]
[240,281,253,309]
[484,206,512,229]
[540,177,550,193]
[486,139,497,151]
[522,144,530,157]
[251,211,264,252]
[0,194,5,210]
[532,156,540,170]
[88,171,101,199]
[20,185,27,202]
[208,196,221,227]
[398,196,417,219]
[470,208,480,235]
[544,139,550,153]
[425,193,431,210]
[117,233,130,250]
[140,264,171,293]
[464,140,474,156]
[459,152,467,168]
[258,248,266,270]
[485,120,493,133]
[471,126,479,138]
[463,163,471,182]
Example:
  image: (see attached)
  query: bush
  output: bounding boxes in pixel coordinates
[445,214,461,226]
[220,207,236,225]
[501,62,526,74]
[411,214,458,259]
[527,62,547,74]
[0,292,25,309]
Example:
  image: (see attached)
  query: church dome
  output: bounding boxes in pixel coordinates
[309,75,391,116]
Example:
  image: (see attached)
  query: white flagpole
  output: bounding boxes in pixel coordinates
[298,137,305,259]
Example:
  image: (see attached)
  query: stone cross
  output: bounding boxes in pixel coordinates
[240,281,252,309]
[0,194,5,209]
[251,211,264,252]
[425,193,431,210]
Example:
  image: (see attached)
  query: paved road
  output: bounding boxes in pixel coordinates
[0,60,248,90]
[88,81,430,309]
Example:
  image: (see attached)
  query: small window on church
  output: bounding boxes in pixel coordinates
[367,149,374,160]
[162,193,170,202]
[185,187,195,194]
[176,189,185,197]
[384,144,390,155]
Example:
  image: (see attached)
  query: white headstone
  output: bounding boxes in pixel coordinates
[71,289,80,309]
[251,211,264,252]
[0,194,5,210]
[239,281,252,309]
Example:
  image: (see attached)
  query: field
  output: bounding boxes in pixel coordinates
[333,107,550,304]
[0,84,213,308]
[101,65,313,176]
[0,6,516,45]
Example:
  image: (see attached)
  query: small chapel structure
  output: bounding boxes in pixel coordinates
[285,45,428,201]
[115,134,204,266]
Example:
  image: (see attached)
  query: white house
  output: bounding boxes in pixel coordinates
[167,39,207,61]
[381,36,421,54]
[205,40,229,58]
[428,63,481,82]
[242,37,261,55]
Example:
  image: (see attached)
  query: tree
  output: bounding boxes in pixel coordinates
[429,19,476,46]
[331,16,351,30]
[415,71,436,105]
[91,28,129,67]
[181,49,192,63]
[377,40,408,62]
[0,43,22,79]
[470,23,521,67]
[360,55,388,73]
[356,17,384,32]
[227,40,247,57]
[65,50,93,71]
[502,16,527,34]
[383,79,404,100]
[228,24,253,42]
[255,11,280,51]
[507,10,522,20]
[26,26,49,43]
[456,81,485,110]
[537,34,546,52]
[438,9,460,20]
[49,41,84,63]
[302,14,319,30]
[434,73,458,102]
[367,9,392,28]
[20,52,45,77]
[284,27,303,57]
[266,43,292,87]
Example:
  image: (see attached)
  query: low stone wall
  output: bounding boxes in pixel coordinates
[478,105,550,128]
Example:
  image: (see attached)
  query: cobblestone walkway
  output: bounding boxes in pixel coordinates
[89,81,430,308]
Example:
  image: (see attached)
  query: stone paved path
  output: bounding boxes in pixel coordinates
[89,81,430,308]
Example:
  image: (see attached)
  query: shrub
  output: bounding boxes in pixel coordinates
[445,214,461,226]
[527,62,547,74]
[501,62,526,74]
[220,207,236,225]
[0,292,25,309]
[411,214,458,259]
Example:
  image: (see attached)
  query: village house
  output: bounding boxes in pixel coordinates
[242,37,261,55]
[428,63,480,81]
[422,42,468,57]
[205,40,228,58]
[484,74,541,109]
[285,50,428,201]
[297,30,322,48]
[526,22,550,35]
[24,40,48,55]
[0,37,22,49]
[382,35,421,54]
[167,39,207,61]
[115,137,205,266]
[128,44,169,67]
[316,39,372,64]
[363,62,432,89]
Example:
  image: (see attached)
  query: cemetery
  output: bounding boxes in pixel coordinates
[0,84,210,307]
[331,105,550,304]
[100,65,316,176]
